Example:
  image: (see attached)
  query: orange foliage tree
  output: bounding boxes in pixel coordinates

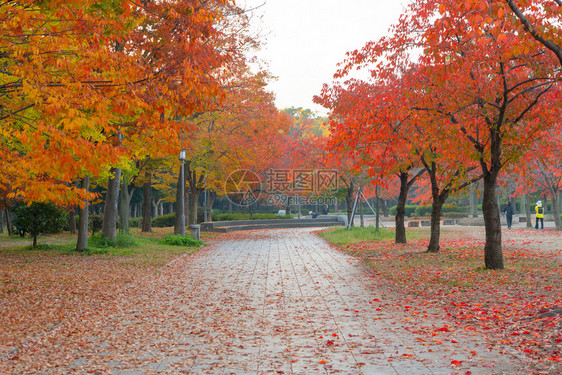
[168,65,291,225]
[1,1,239,246]
[468,0,562,66]
[315,77,426,242]
[321,0,559,268]
[266,108,332,217]
[510,96,562,231]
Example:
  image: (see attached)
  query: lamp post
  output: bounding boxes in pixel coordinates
[179,149,186,236]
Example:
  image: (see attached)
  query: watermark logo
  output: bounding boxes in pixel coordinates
[265,169,338,194]
[224,169,339,207]
[266,194,337,206]
[224,169,262,206]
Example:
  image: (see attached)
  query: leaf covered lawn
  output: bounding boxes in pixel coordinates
[0,228,203,358]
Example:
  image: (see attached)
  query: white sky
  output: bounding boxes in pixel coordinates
[241,0,408,116]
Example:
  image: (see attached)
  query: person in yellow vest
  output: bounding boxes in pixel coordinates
[535,200,544,230]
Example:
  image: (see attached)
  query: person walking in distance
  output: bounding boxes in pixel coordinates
[503,201,514,229]
[535,200,544,230]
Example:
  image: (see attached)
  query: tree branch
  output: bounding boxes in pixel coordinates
[505,0,562,66]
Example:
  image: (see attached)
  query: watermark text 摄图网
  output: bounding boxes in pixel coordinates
[264,169,338,195]
[224,168,339,207]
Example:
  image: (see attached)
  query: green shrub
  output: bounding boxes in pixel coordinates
[443,205,469,213]
[414,206,433,217]
[197,208,217,223]
[89,214,103,234]
[89,234,117,248]
[152,213,176,227]
[152,211,219,226]
[89,233,137,248]
[214,213,292,221]
[389,205,417,217]
[152,211,294,226]
[413,205,469,218]
[161,234,202,247]
[13,202,68,246]
[129,217,141,228]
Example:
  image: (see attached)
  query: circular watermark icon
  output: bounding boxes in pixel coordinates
[224,169,262,206]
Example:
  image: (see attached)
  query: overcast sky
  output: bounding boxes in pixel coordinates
[242,0,408,115]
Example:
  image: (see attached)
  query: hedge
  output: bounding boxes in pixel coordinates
[389,205,417,217]
[214,213,292,221]
[129,217,141,228]
[415,205,469,217]
[389,205,469,218]
[151,213,176,228]
[161,234,202,247]
[151,211,217,227]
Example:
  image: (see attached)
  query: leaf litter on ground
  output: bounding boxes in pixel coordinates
[327,229,561,373]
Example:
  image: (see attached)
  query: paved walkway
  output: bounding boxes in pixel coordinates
[2,229,526,374]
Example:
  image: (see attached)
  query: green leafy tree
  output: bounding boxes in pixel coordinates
[13,202,67,247]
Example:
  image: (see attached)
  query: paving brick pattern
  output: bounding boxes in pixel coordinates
[2,229,526,374]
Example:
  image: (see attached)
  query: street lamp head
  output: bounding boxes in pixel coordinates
[179,149,186,161]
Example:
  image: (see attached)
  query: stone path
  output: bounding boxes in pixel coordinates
[2,229,527,374]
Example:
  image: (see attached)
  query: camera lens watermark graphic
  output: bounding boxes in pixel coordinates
[224,169,262,206]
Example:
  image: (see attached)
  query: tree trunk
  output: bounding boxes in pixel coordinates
[524,194,532,228]
[203,190,208,222]
[0,210,4,233]
[207,191,217,222]
[189,189,201,225]
[119,176,134,234]
[382,199,388,217]
[549,188,561,231]
[142,172,152,232]
[5,209,12,235]
[375,186,381,230]
[425,161,448,253]
[68,206,77,234]
[346,180,355,227]
[482,172,504,269]
[185,192,190,223]
[395,173,408,244]
[152,199,161,218]
[102,167,121,241]
[359,191,364,228]
[469,182,478,217]
[76,176,90,252]
[427,196,445,253]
